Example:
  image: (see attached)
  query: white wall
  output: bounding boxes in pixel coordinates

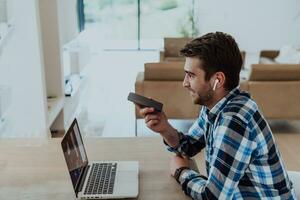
[0,0,79,137]
[57,0,79,46]
[0,0,47,137]
[39,0,64,97]
[198,0,300,52]
[39,0,79,98]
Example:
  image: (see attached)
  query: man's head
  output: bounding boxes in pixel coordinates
[180,32,242,107]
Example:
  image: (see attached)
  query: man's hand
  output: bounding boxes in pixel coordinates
[170,155,190,177]
[136,104,173,134]
[136,104,180,148]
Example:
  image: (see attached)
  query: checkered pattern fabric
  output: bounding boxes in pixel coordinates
[166,88,297,199]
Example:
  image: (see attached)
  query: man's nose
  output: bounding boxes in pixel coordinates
[183,75,189,88]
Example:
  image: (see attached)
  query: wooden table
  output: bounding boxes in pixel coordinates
[0,137,193,200]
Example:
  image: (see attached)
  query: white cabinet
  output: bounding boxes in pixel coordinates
[38,0,87,136]
[46,96,64,129]
[39,0,65,135]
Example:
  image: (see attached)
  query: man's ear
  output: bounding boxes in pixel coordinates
[211,72,225,90]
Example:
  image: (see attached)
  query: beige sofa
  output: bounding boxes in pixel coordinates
[240,50,300,119]
[136,49,300,122]
[160,38,193,62]
[135,62,200,120]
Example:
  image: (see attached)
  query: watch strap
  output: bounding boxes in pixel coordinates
[174,167,190,183]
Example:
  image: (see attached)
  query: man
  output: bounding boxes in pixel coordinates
[137,32,296,199]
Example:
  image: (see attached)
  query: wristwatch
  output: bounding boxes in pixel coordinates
[174,167,190,183]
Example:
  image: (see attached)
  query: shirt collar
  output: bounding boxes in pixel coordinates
[206,87,241,123]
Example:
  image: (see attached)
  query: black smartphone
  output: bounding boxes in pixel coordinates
[127,92,163,112]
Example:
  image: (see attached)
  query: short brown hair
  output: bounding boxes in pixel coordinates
[180,32,242,91]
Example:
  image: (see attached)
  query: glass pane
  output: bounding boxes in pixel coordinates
[140,0,199,49]
[84,0,138,49]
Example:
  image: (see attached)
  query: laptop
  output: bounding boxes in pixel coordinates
[61,119,139,199]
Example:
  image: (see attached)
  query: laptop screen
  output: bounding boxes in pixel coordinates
[61,119,88,190]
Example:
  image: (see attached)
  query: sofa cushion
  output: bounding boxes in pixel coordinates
[164,57,186,62]
[249,64,300,81]
[144,62,185,81]
[164,37,193,57]
[260,50,279,59]
[248,81,300,119]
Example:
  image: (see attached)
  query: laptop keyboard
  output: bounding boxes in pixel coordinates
[84,163,117,195]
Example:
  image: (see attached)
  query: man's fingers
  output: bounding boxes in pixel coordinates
[139,107,155,117]
[147,119,159,128]
[145,114,160,123]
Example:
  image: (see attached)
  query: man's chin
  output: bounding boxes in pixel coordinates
[192,96,201,105]
[191,94,206,105]
[189,92,203,105]
[189,90,213,106]
[189,93,198,103]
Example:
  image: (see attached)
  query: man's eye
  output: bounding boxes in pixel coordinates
[185,72,193,78]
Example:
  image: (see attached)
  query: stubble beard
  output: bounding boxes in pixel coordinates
[193,87,214,106]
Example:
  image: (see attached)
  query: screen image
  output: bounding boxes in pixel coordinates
[61,120,88,190]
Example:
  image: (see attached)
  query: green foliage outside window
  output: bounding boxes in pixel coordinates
[81,0,200,44]
[159,0,178,10]
[178,0,199,37]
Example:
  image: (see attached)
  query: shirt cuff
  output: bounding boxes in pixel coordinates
[179,169,199,183]
[179,169,208,195]
[163,131,184,154]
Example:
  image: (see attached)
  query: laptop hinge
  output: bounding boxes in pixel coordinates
[75,165,90,197]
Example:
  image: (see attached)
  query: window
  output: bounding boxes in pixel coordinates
[78,0,199,50]
[0,0,13,52]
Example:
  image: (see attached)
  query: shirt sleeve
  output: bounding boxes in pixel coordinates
[164,108,207,157]
[165,130,206,157]
[179,114,257,200]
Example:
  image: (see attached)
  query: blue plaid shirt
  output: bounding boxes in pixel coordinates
[166,87,297,199]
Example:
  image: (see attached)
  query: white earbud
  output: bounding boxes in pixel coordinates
[213,79,219,91]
